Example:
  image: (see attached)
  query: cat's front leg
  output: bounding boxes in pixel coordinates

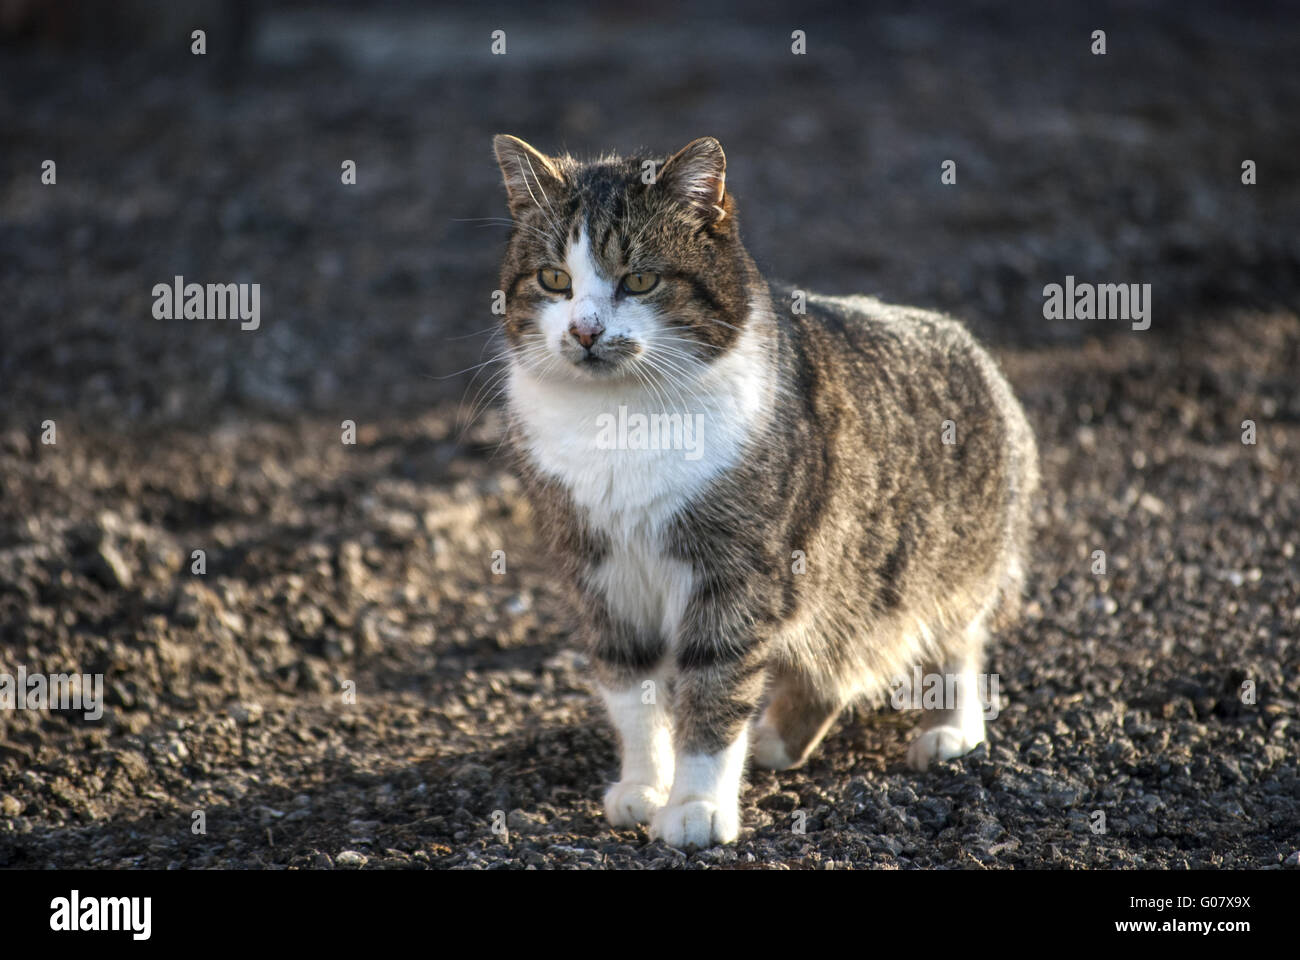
[599,668,674,826]
[650,622,767,848]
[592,622,674,827]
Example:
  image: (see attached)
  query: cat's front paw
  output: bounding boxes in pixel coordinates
[604,782,668,827]
[650,799,740,848]
[906,724,983,772]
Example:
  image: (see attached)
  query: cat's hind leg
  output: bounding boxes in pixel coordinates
[751,665,844,771]
[905,621,991,772]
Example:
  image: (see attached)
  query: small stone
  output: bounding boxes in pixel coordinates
[336,850,368,868]
[1023,732,1053,762]
[506,809,545,835]
[1,795,23,817]
[231,702,264,725]
[293,604,325,639]
[758,791,800,812]
[173,582,216,627]
[451,763,492,788]
[297,658,327,692]
[94,541,133,590]
[1089,594,1118,615]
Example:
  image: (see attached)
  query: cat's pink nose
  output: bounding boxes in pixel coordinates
[569,319,604,349]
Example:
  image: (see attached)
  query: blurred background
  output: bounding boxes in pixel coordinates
[0,1,1297,870]
[3,0,1298,427]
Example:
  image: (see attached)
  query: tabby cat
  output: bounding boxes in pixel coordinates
[492,134,1038,848]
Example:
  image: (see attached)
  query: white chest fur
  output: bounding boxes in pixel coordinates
[508,320,770,641]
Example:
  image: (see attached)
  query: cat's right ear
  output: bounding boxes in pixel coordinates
[493,135,564,218]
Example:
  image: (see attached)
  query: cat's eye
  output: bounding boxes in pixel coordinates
[538,268,572,293]
[621,272,660,295]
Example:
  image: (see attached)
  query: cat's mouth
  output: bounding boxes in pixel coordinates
[559,337,641,378]
[570,352,626,378]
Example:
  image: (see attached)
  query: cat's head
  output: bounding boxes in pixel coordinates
[492,135,755,383]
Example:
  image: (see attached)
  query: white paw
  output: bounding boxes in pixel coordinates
[750,722,796,771]
[604,782,668,827]
[907,724,983,772]
[650,799,740,848]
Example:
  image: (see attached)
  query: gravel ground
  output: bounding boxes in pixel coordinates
[0,0,1297,870]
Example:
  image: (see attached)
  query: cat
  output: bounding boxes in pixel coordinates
[491,134,1039,848]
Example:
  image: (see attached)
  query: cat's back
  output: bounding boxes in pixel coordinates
[778,286,1033,448]
[791,289,985,376]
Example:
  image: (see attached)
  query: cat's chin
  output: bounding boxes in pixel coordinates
[557,354,638,382]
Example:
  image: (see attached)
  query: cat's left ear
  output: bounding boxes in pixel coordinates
[658,137,727,226]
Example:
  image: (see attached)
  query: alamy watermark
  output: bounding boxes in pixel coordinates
[50,890,150,940]
[889,667,1001,720]
[1042,275,1150,331]
[595,405,704,461]
[152,275,260,330]
[0,666,103,721]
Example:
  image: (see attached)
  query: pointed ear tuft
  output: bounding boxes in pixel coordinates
[658,137,728,225]
[492,134,563,217]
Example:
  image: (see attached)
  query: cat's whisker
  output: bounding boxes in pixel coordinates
[458,345,558,442]
[628,354,677,424]
[456,375,510,438]
[456,335,553,435]
[655,337,801,407]
[456,352,519,428]
[692,314,743,334]
[636,354,714,429]
[451,216,558,247]
[428,356,508,381]
[444,323,507,343]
